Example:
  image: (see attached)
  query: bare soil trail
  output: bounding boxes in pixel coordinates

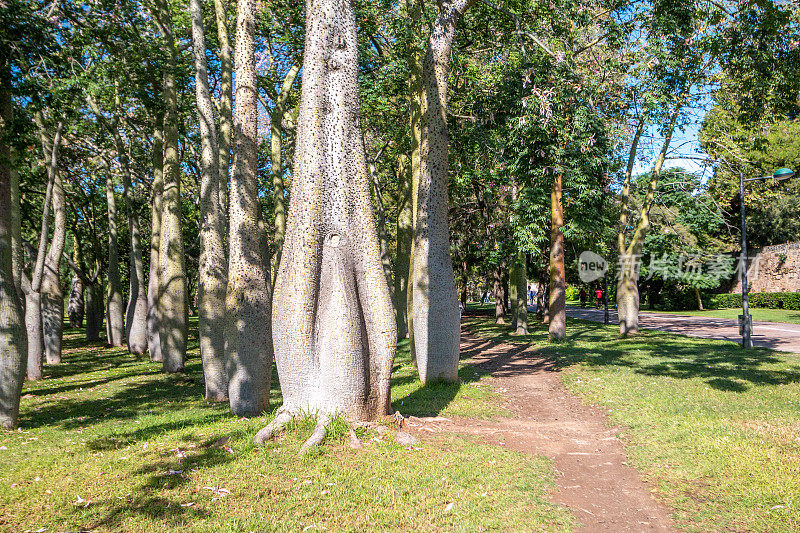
[405,324,675,532]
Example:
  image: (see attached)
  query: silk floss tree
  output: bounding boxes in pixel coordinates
[254,0,396,452]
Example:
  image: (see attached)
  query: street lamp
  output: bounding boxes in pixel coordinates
[738,167,795,349]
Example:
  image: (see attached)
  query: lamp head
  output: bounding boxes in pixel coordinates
[773,168,795,181]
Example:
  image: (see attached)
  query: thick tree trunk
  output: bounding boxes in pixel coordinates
[394,155,412,339]
[549,173,566,341]
[41,170,66,364]
[147,121,164,362]
[213,0,232,221]
[191,0,228,401]
[154,0,189,373]
[225,0,272,415]
[413,0,473,384]
[0,82,27,429]
[512,252,528,335]
[261,0,396,445]
[105,173,125,347]
[618,107,679,336]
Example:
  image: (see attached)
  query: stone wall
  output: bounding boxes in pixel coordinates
[730,242,800,293]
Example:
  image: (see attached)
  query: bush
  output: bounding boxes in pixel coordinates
[708,292,800,310]
[566,285,581,301]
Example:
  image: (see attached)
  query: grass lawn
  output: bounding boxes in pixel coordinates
[0,323,572,533]
[465,312,800,532]
[645,307,800,325]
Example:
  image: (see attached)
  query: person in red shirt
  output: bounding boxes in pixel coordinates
[595,288,603,308]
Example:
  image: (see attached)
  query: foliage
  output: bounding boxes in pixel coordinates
[708,291,800,311]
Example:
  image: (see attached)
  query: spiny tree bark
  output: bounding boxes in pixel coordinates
[155,0,189,373]
[147,119,164,362]
[213,0,232,220]
[25,118,61,380]
[256,0,396,450]
[1,78,27,429]
[617,108,679,336]
[191,0,228,401]
[225,0,272,415]
[549,172,566,341]
[104,170,125,347]
[413,0,474,383]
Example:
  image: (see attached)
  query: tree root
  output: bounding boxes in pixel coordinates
[253,408,364,454]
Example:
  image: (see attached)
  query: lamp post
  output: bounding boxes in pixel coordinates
[738,167,795,349]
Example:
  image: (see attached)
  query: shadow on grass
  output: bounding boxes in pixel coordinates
[462,311,800,394]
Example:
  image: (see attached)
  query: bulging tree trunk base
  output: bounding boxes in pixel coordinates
[253,407,364,455]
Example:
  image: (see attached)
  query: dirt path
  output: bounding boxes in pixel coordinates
[405,326,675,532]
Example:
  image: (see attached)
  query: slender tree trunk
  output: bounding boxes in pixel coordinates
[618,107,680,336]
[41,170,66,364]
[394,155,412,339]
[512,252,528,334]
[549,173,566,341]
[191,0,228,401]
[695,287,704,311]
[413,0,473,384]
[152,0,189,372]
[25,118,61,380]
[213,0,232,222]
[147,120,164,362]
[494,265,505,325]
[10,149,22,304]
[121,156,148,354]
[85,278,102,342]
[0,79,27,428]
[405,0,423,360]
[616,119,644,334]
[271,63,300,272]
[225,0,272,415]
[368,152,392,284]
[258,0,396,447]
[68,274,84,328]
[104,172,125,347]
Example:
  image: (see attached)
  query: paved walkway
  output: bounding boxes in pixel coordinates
[566,306,800,354]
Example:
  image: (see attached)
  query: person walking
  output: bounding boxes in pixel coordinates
[579,288,587,308]
[595,288,603,309]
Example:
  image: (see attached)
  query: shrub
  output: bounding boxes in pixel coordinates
[708,292,800,310]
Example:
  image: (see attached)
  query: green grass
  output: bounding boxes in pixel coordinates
[644,307,800,325]
[465,313,800,532]
[0,324,572,532]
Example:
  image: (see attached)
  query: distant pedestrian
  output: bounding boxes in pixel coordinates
[595,288,603,308]
[579,289,587,308]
